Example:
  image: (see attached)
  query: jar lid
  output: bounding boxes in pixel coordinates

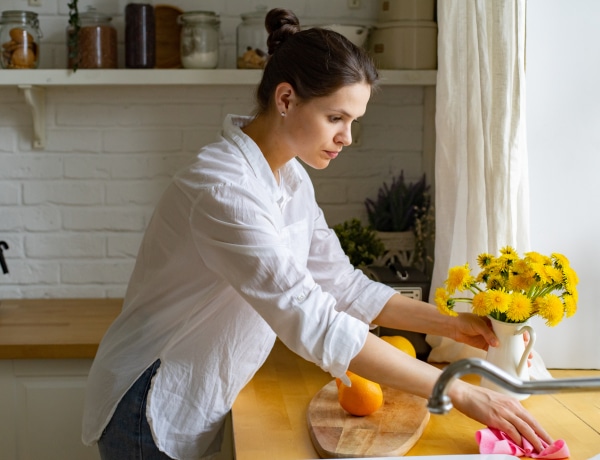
[240,5,268,21]
[178,11,220,25]
[79,6,113,24]
[0,10,39,23]
[374,20,437,29]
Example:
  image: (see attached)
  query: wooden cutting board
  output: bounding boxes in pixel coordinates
[307,380,430,458]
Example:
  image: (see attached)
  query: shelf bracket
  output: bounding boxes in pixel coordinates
[19,84,46,150]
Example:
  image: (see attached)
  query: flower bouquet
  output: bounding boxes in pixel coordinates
[435,246,579,326]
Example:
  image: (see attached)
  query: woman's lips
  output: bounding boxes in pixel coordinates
[325,150,339,159]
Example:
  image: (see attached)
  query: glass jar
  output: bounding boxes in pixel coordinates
[0,10,42,69]
[178,11,220,69]
[125,2,156,69]
[236,6,268,69]
[67,7,117,69]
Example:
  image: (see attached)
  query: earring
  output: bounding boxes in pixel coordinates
[280,111,286,117]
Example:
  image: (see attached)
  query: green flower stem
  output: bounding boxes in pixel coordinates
[451,298,474,303]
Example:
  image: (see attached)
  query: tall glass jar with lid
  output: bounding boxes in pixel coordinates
[0,10,42,69]
[125,1,156,68]
[236,6,268,69]
[67,7,117,69]
[178,11,220,69]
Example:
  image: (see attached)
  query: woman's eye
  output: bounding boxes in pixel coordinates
[329,116,342,122]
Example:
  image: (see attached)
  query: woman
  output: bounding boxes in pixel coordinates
[82,8,551,460]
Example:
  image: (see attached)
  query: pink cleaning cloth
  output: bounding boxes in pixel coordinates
[476,427,570,459]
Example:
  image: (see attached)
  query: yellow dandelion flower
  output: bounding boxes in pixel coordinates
[434,287,458,317]
[563,294,577,318]
[546,266,564,284]
[477,253,494,268]
[499,246,517,256]
[569,287,579,303]
[512,259,529,274]
[486,274,505,291]
[495,255,514,272]
[506,292,532,322]
[476,266,495,285]
[530,262,551,284]
[534,294,564,327]
[525,251,552,266]
[485,289,511,314]
[563,266,579,290]
[445,264,473,294]
[471,292,489,317]
[486,259,503,272]
[508,273,536,292]
[552,252,570,268]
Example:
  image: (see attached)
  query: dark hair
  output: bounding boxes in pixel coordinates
[253,8,379,116]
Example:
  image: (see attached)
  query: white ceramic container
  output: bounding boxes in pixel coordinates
[377,0,436,21]
[368,20,437,69]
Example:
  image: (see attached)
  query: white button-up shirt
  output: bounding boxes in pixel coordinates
[82,115,396,459]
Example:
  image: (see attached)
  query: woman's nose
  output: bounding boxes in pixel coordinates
[336,123,353,146]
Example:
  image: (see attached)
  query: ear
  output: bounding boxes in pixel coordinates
[274,82,296,114]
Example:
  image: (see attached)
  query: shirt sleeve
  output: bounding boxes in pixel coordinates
[306,204,398,323]
[187,180,384,382]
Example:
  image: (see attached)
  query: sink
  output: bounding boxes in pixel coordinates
[307,456,519,460]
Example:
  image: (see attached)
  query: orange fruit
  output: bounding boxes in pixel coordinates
[337,371,383,416]
[380,335,417,358]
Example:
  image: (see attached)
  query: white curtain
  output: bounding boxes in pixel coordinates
[427,0,531,362]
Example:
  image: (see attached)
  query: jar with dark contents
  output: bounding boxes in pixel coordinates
[67,7,117,69]
[0,10,42,69]
[236,6,268,69]
[125,2,156,68]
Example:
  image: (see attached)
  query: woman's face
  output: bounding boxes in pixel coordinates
[286,82,371,170]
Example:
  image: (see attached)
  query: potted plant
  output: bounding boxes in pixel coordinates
[364,171,433,270]
[67,0,80,71]
[332,218,385,268]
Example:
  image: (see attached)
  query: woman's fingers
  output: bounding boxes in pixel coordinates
[452,382,553,454]
[501,406,552,452]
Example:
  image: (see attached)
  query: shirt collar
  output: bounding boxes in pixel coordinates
[222,114,303,201]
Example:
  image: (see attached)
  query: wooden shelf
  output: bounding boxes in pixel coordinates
[0,68,437,86]
[2,69,436,149]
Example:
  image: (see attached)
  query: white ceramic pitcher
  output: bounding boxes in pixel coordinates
[480,316,536,400]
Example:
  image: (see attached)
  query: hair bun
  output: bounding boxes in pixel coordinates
[265,8,301,55]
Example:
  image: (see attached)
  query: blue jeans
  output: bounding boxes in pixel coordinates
[98,359,173,460]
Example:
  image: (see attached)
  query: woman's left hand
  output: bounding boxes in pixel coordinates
[451,313,535,366]
[451,313,499,350]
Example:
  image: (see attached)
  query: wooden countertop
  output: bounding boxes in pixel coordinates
[0,298,122,359]
[2,299,598,458]
[232,340,600,460]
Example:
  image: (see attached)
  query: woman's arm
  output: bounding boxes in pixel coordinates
[372,292,499,350]
[348,330,552,453]
[349,294,549,452]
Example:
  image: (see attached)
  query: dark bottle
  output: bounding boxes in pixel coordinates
[125,2,156,68]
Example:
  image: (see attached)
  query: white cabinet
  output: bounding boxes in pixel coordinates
[0,360,100,460]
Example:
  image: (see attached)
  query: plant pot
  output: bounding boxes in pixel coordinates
[375,230,416,266]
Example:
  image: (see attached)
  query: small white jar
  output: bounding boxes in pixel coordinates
[178,11,220,69]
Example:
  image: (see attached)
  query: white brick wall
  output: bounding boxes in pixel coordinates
[0,0,429,298]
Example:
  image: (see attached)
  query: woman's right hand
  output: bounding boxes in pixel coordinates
[450,380,552,453]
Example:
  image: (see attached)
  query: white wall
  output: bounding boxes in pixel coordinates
[526,0,600,368]
[0,0,429,298]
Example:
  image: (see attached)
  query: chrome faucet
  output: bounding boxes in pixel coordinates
[0,241,8,274]
[428,357,600,414]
